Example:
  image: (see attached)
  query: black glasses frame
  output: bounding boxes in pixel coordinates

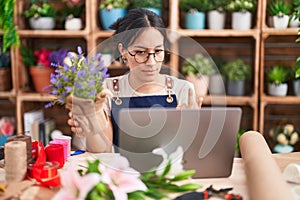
[127,50,165,64]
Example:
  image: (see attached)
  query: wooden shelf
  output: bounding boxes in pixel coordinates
[203,95,257,106]
[177,29,260,38]
[17,93,56,102]
[3,0,297,138]
[0,91,16,99]
[261,95,300,104]
[18,29,90,38]
[261,28,299,37]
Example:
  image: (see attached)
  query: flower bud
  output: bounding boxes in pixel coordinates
[284,124,294,135]
[289,132,299,145]
[277,133,288,145]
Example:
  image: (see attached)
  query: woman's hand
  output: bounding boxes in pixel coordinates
[177,88,203,109]
[66,89,113,137]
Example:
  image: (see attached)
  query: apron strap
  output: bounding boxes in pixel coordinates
[112,76,175,105]
[165,77,174,103]
[112,79,122,105]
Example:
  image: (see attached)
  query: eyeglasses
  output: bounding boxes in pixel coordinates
[127,49,165,64]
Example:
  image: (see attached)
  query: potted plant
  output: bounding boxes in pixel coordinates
[289,0,300,27]
[99,0,129,30]
[0,49,12,91]
[20,46,67,93]
[292,58,300,96]
[0,0,20,53]
[129,0,163,16]
[182,54,216,96]
[225,0,257,30]
[61,0,85,30]
[267,0,292,29]
[269,123,299,153]
[266,64,291,96]
[209,58,226,95]
[222,59,251,96]
[179,0,210,30]
[207,0,229,30]
[23,0,57,30]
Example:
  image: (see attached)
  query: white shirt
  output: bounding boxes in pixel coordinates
[103,73,195,115]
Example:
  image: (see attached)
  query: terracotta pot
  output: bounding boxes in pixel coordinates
[0,68,12,91]
[29,67,54,93]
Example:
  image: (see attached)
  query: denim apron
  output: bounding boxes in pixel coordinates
[111,77,178,146]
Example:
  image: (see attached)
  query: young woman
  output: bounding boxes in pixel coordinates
[67,8,203,153]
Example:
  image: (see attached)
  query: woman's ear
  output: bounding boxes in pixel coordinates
[118,43,125,56]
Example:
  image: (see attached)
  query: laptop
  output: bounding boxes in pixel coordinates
[115,107,242,178]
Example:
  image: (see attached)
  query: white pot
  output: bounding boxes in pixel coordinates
[289,16,299,28]
[65,18,83,30]
[208,10,226,30]
[268,83,288,96]
[273,15,289,29]
[232,11,252,30]
[29,17,55,30]
[101,54,112,67]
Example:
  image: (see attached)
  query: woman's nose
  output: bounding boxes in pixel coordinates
[145,53,156,65]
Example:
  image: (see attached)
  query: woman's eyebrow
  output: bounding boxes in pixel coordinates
[131,44,164,49]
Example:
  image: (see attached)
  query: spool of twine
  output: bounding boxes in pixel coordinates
[4,141,27,182]
[7,135,32,163]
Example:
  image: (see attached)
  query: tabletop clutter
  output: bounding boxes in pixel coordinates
[2,134,71,188]
[0,131,299,199]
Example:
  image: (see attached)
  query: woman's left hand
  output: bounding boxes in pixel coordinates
[177,88,203,109]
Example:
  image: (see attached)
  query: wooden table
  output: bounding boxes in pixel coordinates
[1,152,299,200]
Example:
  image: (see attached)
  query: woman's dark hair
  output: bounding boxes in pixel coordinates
[110,8,169,51]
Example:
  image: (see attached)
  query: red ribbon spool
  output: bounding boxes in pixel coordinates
[45,144,65,168]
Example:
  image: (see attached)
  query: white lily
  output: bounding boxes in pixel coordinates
[153,146,184,179]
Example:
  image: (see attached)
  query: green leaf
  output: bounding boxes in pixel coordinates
[177,183,203,191]
[86,160,101,174]
[171,170,196,181]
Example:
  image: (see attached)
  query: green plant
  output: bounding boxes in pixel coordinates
[23,0,57,18]
[179,0,211,12]
[235,129,246,155]
[269,124,299,146]
[207,0,230,12]
[293,58,300,79]
[223,59,251,81]
[267,0,292,16]
[0,0,20,52]
[225,0,257,12]
[130,0,163,9]
[290,0,300,20]
[182,54,216,76]
[267,65,291,84]
[61,0,85,18]
[20,46,35,68]
[100,0,129,9]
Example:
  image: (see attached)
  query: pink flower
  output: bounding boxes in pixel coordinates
[100,156,147,200]
[53,163,101,200]
[34,48,52,67]
[0,117,14,135]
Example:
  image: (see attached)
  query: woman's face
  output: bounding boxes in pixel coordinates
[122,28,165,83]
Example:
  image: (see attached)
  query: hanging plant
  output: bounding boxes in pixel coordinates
[0,0,20,52]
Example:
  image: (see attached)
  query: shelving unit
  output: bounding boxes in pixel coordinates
[259,0,300,141]
[0,0,298,149]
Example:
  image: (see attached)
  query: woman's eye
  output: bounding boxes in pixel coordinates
[135,51,146,55]
[155,49,164,53]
